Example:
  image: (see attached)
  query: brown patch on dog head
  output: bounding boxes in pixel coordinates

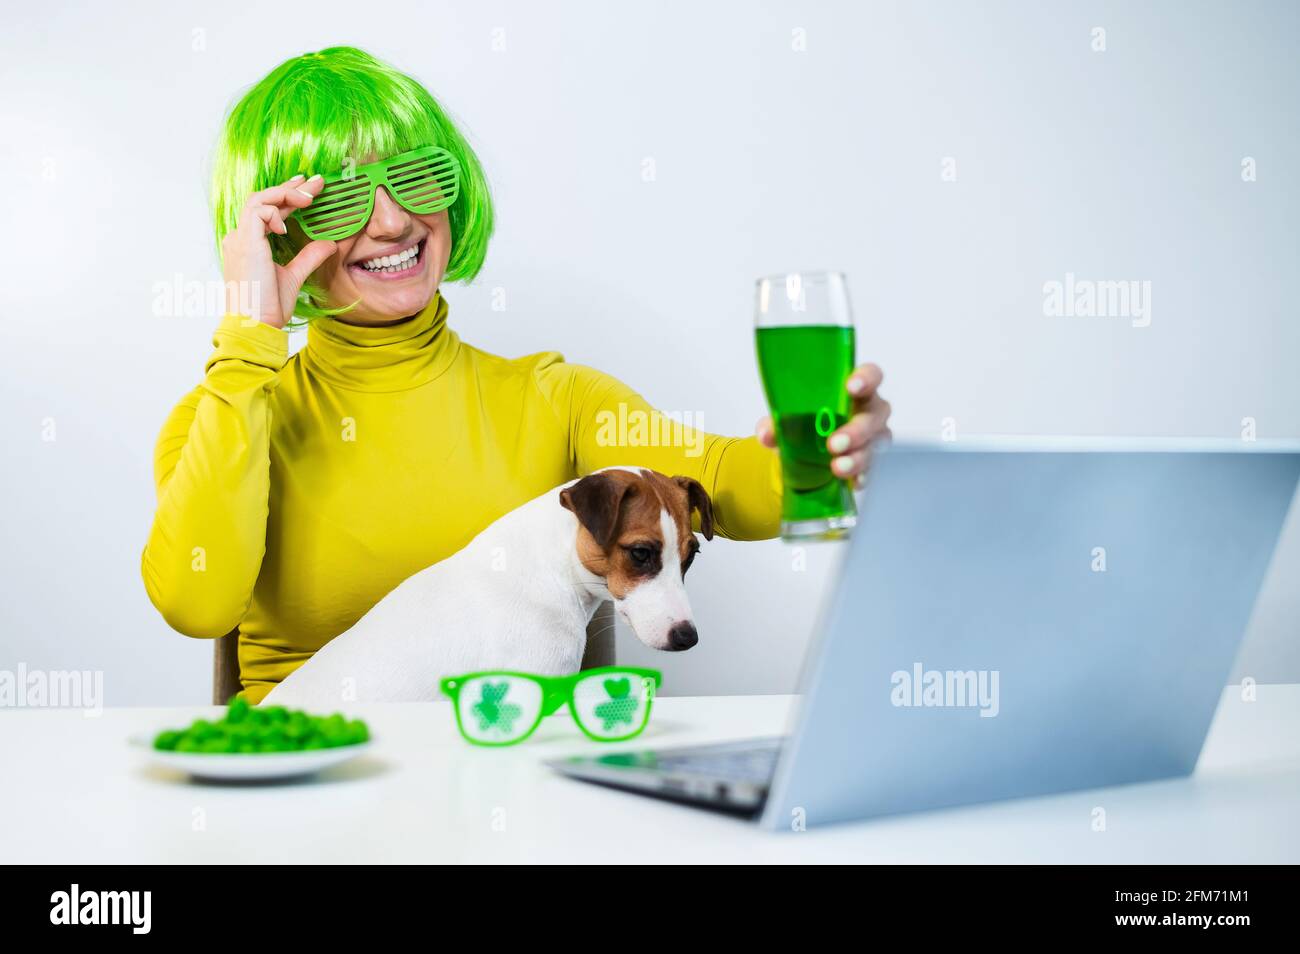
[656,473,709,576]
[559,469,711,598]
[671,475,714,542]
[558,471,632,549]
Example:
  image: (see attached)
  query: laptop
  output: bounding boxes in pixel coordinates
[547,439,1300,828]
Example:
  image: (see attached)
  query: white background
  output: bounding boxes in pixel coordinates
[1,0,1296,704]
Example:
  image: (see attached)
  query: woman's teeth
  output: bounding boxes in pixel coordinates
[357,242,420,273]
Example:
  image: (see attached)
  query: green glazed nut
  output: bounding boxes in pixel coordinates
[152,697,370,754]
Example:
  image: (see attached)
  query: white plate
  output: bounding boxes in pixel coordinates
[130,734,373,782]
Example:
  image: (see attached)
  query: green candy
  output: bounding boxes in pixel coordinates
[152,698,371,754]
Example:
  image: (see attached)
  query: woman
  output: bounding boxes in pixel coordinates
[142,47,891,704]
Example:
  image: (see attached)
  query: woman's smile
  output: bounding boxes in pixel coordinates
[348,237,428,282]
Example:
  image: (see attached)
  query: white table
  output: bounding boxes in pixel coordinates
[3,686,1297,863]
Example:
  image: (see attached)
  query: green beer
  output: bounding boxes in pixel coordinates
[754,272,858,540]
[756,325,857,531]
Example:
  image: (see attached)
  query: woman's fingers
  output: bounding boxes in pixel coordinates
[828,401,892,455]
[281,240,338,292]
[278,174,326,214]
[756,415,776,448]
[248,174,323,213]
[830,362,889,473]
[244,203,288,236]
[846,363,884,403]
[832,446,874,489]
[241,175,325,236]
[832,445,869,477]
[222,175,330,330]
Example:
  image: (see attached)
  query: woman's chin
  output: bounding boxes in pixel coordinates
[346,284,438,324]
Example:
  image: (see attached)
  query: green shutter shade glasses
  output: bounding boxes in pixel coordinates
[292,145,462,242]
[440,667,662,746]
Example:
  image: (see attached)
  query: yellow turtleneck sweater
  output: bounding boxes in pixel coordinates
[142,291,782,702]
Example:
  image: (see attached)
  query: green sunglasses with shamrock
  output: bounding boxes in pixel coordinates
[440,667,662,746]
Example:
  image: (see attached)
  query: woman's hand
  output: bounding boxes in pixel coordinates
[756,363,892,490]
[221,174,338,329]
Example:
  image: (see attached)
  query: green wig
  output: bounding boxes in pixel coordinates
[210,46,494,322]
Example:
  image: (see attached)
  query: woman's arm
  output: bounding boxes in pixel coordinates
[534,356,782,541]
[144,175,335,637]
[141,317,288,637]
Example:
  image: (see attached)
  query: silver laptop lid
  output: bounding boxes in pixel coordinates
[761,440,1300,829]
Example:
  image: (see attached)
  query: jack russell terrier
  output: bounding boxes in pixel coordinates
[261,466,714,706]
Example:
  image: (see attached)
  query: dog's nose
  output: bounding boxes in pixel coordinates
[667,621,698,651]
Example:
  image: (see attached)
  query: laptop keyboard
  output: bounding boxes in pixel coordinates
[651,740,783,783]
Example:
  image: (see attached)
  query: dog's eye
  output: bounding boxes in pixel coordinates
[629,546,654,566]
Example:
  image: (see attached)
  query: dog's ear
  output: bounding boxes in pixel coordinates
[673,475,714,541]
[559,473,633,549]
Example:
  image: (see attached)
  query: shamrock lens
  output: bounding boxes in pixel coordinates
[453,674,543,745]
[569,670,655,741]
